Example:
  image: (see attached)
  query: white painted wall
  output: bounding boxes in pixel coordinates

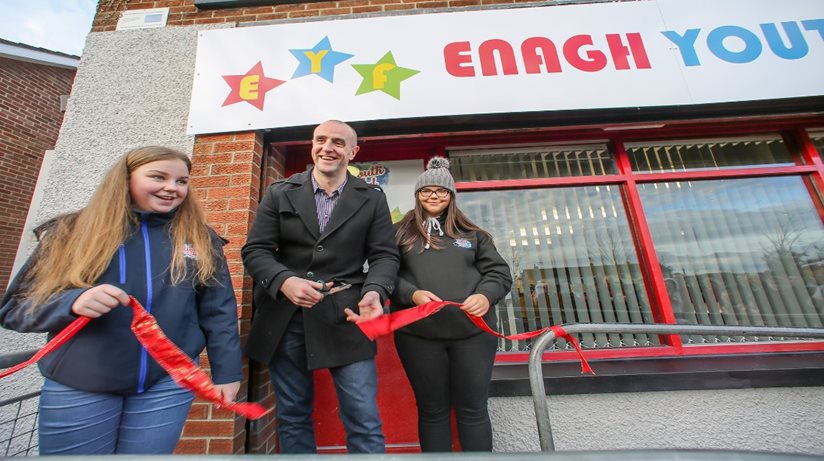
[490,387,824,454]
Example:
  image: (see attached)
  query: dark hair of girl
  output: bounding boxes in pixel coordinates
[395,196,492,252]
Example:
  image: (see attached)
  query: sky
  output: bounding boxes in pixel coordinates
[0,0,98,56]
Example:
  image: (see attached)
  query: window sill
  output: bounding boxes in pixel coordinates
[489,351,824,397]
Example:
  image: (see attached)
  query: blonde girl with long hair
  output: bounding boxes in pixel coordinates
[0,146,242,455]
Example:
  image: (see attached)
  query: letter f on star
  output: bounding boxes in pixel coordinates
[290,36,354,83]
[352,51,420,100]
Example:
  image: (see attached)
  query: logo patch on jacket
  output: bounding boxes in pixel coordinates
[183,243,197,259]
[453,239,472,249]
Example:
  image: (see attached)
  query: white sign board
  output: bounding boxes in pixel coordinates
[187,0,824,134]
[117,8,169,30]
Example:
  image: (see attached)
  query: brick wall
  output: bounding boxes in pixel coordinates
[183,130,285,454]
[245,145,286,454]
[0,57,75,298]
[92,0,543,31]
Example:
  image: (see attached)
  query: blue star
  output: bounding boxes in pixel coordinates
[290,36,354,83]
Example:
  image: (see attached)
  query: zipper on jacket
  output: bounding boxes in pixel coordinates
[118,244,126,284]
[137,219,154,393]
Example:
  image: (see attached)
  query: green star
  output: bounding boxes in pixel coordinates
[352,51,420,100]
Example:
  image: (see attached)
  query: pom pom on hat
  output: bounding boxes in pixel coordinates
[414,156,456,195]
[426,157,451,170]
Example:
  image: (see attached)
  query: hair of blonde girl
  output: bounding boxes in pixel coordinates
[23,146,217,305]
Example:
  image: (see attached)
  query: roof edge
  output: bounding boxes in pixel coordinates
[0,39,80,69]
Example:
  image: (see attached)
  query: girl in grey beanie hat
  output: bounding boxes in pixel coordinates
[412,157,456,249]
[390,156,512,453]
[414,157,456,196]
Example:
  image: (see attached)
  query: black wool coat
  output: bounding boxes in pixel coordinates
[242,170,399,369]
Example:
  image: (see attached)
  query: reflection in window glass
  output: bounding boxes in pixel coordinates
[810,133,824,155]
[460,186,657,352]
[626,136,793,173]
[450,145,615,181]
[638,177,824,344]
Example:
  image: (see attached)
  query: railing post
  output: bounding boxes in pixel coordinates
[528,330,560,451]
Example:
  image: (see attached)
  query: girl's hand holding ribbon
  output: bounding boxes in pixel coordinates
[71,284,130,318]
[460,293,490,317]
[411,290,441,306]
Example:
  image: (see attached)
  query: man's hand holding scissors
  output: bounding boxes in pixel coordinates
[280,277,333,308]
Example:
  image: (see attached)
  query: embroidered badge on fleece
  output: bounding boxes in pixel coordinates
[453,239,472,249]
[183,243,197,259]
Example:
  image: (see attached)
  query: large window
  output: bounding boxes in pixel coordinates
[460,186,656,351]
[631,135,824,344]
[452,145,616,180]
[627,136,794,172]
[638,177,824,342]
[451,131,824,353]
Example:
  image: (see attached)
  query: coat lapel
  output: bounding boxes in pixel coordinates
[320,174,368,241]
[283,171,321,240]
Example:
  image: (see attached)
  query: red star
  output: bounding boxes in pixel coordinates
[222,61,284,111]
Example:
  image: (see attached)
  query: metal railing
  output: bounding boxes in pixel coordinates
[0,390,39,456]
[1,349,39,457]
[528,323,824,452]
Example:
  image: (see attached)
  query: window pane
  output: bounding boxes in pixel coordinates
[450,144,616,181]
[626,136,793,173]
[459,186,657,352]
[810,132,824,155]
[638,176,824,344]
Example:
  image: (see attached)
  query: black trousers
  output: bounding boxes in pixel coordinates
[394,331,498,452]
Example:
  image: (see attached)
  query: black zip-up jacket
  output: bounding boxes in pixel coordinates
[390,221,513,340]
[0,211,243,394]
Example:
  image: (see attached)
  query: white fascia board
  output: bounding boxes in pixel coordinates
[0,42,79,69]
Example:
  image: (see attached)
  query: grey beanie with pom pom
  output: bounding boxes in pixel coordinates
[414,157,456,195]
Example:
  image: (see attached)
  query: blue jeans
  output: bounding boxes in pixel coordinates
[38,375,194,454]
[268,311,385,453]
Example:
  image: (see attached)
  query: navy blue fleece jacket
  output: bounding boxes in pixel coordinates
[0,211,242,394]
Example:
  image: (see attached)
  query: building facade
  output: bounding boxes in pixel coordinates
[0,39,78,299]
[0,40,78,409]
[14,0,824,455]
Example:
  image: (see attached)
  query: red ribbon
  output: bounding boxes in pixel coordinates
[0,316,90,380]
[356,301,451,341]
[548,325,595,375]
[0,296,269,420]
[358,301,595,375]
[128,297,268,419]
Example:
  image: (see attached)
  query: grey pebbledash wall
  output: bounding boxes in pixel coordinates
[489,387,824,453]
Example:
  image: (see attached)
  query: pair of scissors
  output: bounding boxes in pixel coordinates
[317,281,353,297]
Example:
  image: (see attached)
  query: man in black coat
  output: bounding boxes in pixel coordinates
[242,120,399,454]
